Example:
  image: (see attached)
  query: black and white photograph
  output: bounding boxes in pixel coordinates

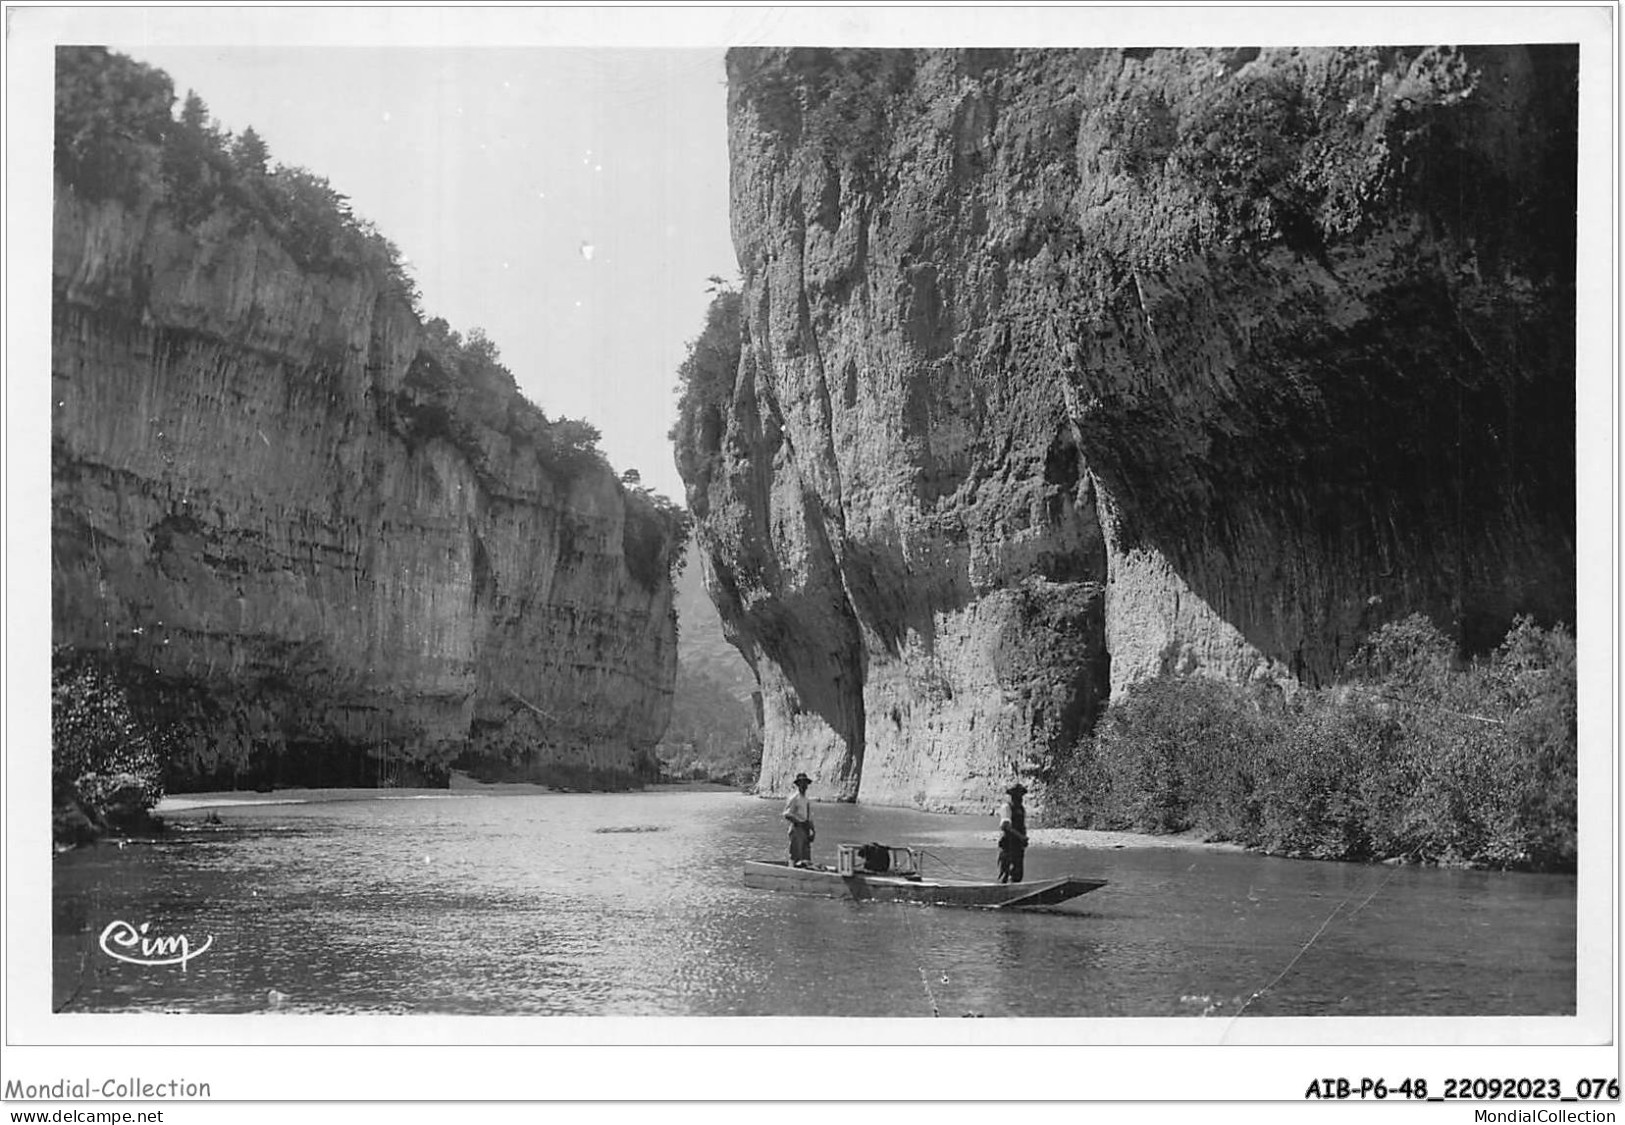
[3,2,1617,1115]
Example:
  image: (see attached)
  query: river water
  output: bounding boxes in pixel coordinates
[51,787,1575,1018]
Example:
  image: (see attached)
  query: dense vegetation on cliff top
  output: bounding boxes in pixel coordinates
[670,279,742,518]
[1043,615,1577,872]
[56,46,419,303]
[732,45,1575,274]
[54,47,687,520]
[400,318,690,588]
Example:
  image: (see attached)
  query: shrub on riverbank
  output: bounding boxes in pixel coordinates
[1040,616,1577,871]
[52,648,167,844]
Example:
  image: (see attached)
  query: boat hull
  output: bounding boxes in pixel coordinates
[742,860,1106,910]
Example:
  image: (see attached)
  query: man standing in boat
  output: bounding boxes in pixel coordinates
[997,783,1028,884]
[783,772,816,868]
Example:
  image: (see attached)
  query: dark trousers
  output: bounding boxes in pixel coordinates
[788,823,812,865]
[998,838,1025,884]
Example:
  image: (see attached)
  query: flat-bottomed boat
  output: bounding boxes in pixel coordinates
[743,844,1107,911]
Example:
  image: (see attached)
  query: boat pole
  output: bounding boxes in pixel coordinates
[900,906,941,1017]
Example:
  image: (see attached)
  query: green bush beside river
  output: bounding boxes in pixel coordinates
[1040,615,1577,872]
[51,648,167,845]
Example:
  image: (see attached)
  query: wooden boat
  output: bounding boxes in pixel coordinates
[743,846,1107,911]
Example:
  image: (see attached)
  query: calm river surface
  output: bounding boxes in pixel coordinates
[52,787,1575,1018]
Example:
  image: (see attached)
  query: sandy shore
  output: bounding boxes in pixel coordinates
[156,788,485,812]
[154,777,738,813]
[1027,826,1248,853]
[911,823,1249,853]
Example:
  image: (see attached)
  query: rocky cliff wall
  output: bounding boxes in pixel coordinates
[53,188,681,789]
[678,46,1576,809]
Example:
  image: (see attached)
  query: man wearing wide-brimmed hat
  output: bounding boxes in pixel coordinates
[782,772,816,868]
[996,782,1029,884]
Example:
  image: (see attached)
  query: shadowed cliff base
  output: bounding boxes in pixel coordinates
[677,44,1577,811]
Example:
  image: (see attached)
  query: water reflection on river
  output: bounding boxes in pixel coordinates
[52,788,1575,1018]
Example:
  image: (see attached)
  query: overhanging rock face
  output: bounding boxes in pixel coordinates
[53,189,680,789]
[677,46,1576,809]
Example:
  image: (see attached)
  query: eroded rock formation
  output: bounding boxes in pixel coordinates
[53,188,682,790]
[677,46,1577,809]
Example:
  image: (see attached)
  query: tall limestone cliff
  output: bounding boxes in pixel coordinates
[52,50,683,791]
[676,46,1577,809]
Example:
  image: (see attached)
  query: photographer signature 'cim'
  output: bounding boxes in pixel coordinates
[99,919,213,969]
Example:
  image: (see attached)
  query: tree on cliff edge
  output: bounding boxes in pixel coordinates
[54,46,173,203]
[671,285,743,493]
[232,126,270,175]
